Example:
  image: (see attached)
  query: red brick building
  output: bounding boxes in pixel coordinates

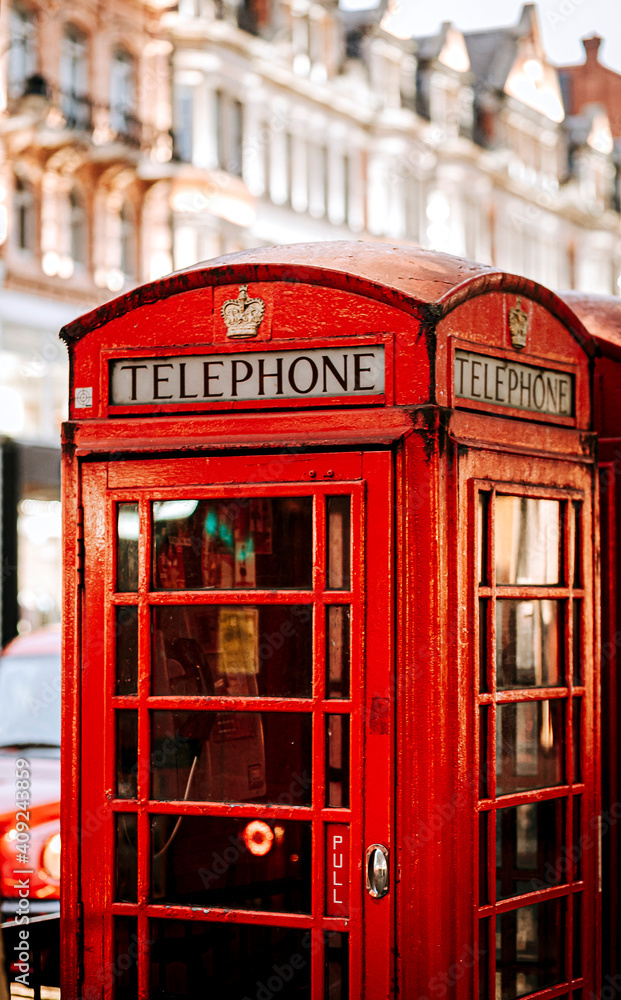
[559,36,621,138]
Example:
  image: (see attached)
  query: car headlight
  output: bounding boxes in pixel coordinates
[42,832,61,881]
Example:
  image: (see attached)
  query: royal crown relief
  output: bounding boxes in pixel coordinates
[508,297,529,350]
[221,286,266,339]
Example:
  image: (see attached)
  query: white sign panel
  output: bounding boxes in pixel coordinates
[455,350,574,418]
[110,346,385,406]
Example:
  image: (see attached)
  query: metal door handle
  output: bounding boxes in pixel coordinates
[366,844,389,898]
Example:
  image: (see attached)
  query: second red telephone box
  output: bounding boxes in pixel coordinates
[61,242,600,999]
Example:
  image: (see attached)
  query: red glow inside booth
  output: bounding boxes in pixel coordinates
[61,243,600,1000]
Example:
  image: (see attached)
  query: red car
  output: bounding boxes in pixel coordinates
[0,626,61,935]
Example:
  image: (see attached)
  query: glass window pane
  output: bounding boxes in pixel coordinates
[150,921,312,998]
[573,894,582,977]
[151,816,311,912]
[116,606,138,696]
[479,918,489,1000]
[496,601,561,690]
[496,700,564,795]
[480,706,489,799]
[325,931,348,1000]
[479,812,489,905]
[573,796,582,881]
[573,698,581,783]
[152,497,312,590]
[327,496,351,590]
[152,605,312,698]
[151,711,312,805]
[573,600,582,685]
[573,501,581,588]
[496,899,564,1000]
[496,799,564,900]
[327,606,350,699]
[326,714,350,808]
[478,492,489,586]
[115,918,138,1000]
[479,599,489,693]
[116,813,137,903]
[117,503,139,592]
[116,710,138,799]
[495,497,560,585]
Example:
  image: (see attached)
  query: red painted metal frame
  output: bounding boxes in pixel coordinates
[75,451,393,999]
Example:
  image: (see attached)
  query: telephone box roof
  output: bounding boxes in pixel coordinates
[60,241,594,355]
[560,291,621,354]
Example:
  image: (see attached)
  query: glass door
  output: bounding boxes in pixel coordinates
[474,482,597,1000]
[79,452,393,999]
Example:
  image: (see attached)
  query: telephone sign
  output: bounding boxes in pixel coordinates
[454,349,574,416]
[110,345,385,405]
[61,242,600,999]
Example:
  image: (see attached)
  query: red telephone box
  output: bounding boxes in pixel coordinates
[557,291,621,984]
[61,242,600,1000]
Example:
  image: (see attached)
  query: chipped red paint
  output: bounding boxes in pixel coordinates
[62,243,601,1000]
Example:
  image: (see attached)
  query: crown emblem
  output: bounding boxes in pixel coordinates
[508,297,529,350]
[221,285,265,339]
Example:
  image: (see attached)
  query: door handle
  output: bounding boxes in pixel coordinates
[366,844,389,898]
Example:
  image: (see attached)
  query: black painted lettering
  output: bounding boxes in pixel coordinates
[545,375,558,413]
[203,361,224,397]
[179,362,198,399]
[559,377,570,414]
[322,355,348,393]
[533,373,545,410]
[520,370,531,408]
[483,361,494,401]
[153,363,173,400]
[354,353,376,391]
[258,357,283,396]
[494,365,506,403]
[455,356,468,395]
[289,356,318,394]
[120,364,147,401]
[508,368,519,403]
[231,359,253,397]
[471,360,482,397]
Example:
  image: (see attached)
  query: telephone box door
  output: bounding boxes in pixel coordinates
[78,450,393,999]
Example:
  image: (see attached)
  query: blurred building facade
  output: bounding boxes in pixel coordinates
[1,0,621,637]
[0,0,173,638]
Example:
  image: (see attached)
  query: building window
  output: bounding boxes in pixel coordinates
[120,202,136,282]
[238,0,270,36]
[343,153,351,226]
[216,91,244,177]
[178,0,207,16]
[174,84,194,163]
[60,24,90,130]
[14,176,36,253]
[285,132,293,205]
[307,144,328,218]
[9,4,37,100]
[110,48,138,144]
[69,187,87,268]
